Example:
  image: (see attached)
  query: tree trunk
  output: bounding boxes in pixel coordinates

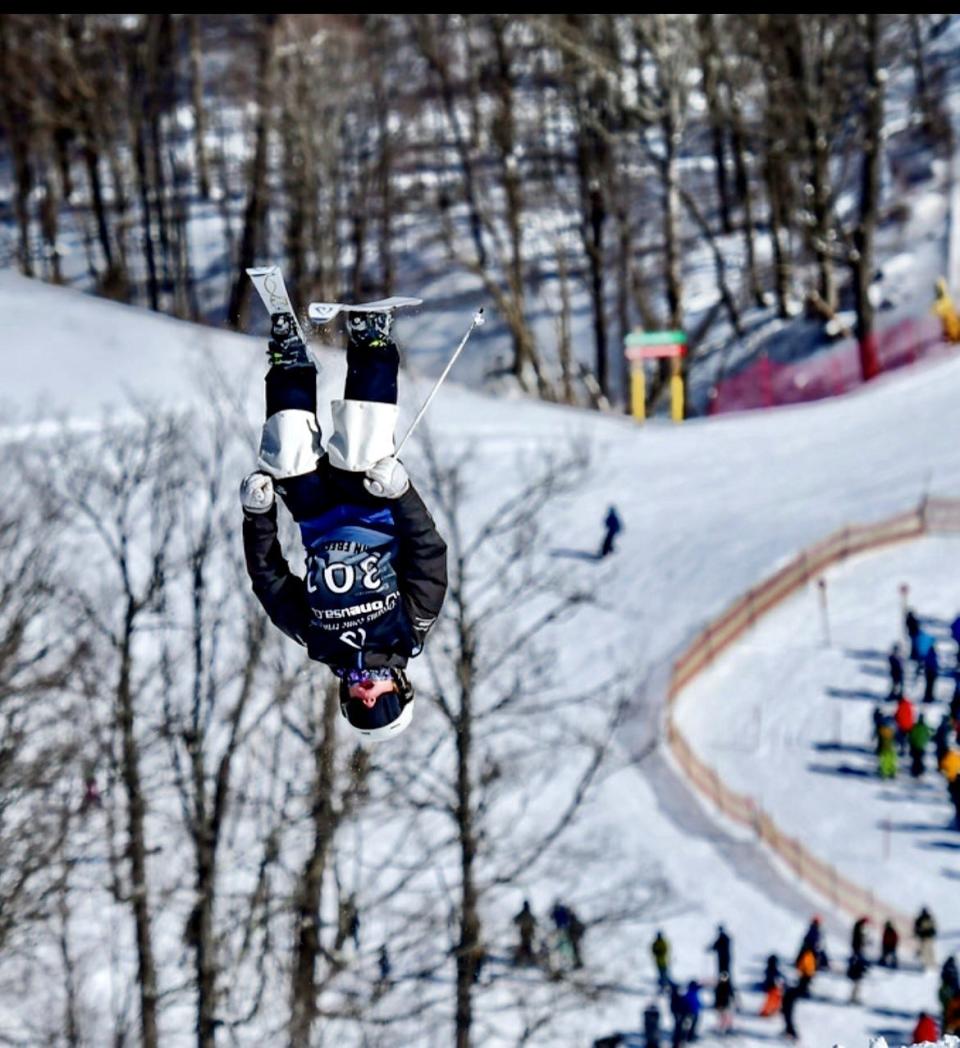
[454,628,479,1048]
[662,106,683,332]
[852,13,883,382]
[117,606,159,1048]
[414,16,487,269]
[289,683,341,1048]
[781,23,836,310]
[0,16,35,277]
[187,16,210,200]
[227,15,278,330]
[764,144,792,319]
[697,15,732,234]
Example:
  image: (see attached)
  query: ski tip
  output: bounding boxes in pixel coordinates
[308,303,341,324]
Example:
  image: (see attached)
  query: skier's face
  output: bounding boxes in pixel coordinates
[348,678,397,708]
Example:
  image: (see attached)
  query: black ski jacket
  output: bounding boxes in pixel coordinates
[243,472,446,671]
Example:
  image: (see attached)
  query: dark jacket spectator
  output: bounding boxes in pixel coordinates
[851,917,869,958]
[762,954,782,992]
[782,982,801,1039]
[924,644,940,703]
[889,645,904,698]
[710,926,732,978]
[915,907,937,970]
[880,921,899,968]
[847,952,868,1003]
[600,506,623,558]
[513,901,537,965]
[643,1003,661,1048]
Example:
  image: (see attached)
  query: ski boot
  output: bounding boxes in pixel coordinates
[345,309,394,350]
[267,312,311,369]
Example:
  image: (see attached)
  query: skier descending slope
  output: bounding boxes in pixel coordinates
[240,271,447,741]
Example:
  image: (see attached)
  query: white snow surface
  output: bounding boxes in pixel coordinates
[4,269,960,1045]
[674,535,960,926]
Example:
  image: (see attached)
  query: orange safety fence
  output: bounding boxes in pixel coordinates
[665,496,960,941]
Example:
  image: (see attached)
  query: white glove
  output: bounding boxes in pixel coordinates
[363,456,409,499]
[240,471,275,514]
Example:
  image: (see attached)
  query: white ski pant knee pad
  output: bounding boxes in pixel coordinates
[326,399,398,473]
[258,410,322,478]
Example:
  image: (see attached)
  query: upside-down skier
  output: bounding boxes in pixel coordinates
[240,288,448,741]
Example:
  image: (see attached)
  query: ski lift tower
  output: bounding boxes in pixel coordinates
[624,329,687,422]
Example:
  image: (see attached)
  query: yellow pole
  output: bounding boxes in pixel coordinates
[630,363,646,421]
[670,357,684,422]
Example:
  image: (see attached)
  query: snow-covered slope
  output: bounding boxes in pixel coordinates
[6,270,960,1045]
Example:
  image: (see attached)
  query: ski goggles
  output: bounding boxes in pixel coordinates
[334,666,394,686]
[342,689,405,731]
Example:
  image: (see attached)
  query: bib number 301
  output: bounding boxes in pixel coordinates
[307,553,382,596]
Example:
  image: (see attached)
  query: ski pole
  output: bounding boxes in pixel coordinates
[395,308,484,455]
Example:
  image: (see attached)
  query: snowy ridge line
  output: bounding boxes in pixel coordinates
[663,495,960,940]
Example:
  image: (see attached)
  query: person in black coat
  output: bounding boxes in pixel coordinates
[643,1002,661,1048]
[599,506,623,558]
[710,925,732,980]
[847,951,868,1003]
[906,609,920,663]
[889,643,904,699]
[924,644,940,704]
[241,310,447,742]
[782,982,801,1040]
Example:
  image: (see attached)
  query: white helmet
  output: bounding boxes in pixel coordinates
[338,668,415,742]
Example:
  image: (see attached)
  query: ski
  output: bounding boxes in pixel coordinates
[247,266,307,344]
[307,296,423,326]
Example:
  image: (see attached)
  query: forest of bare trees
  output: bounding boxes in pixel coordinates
[0,389,671,1046]
[0,14,958,1045]
[0,14,953,408]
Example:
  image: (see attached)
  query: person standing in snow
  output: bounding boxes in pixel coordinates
[781,982,801,1040]
[879,920,899,968]
[762,954,782,992]
[923,643,940,704]
[514,900,537,965]
[682,981,701,1042]
[850,916,869,959]
[651,931,672,993]
[714,971,735,1033]
[951,612,960,663]
[798,916,829,971]
[889,643,905,699]
[949,772,960,829]
[795,945,817,997]
[941,958,960,1030]
[241,307,447,742]
[895,695,916,755]
[916,629,935,680]
[912,1011,939,1044]
[550,899,585,969]
[669,983,687,1048]
[643,1002,662,1048]
[709,925,732,981]
[915,907,938,971]
[846,950,868,1004]
[877,721,898,780]
[906,609,920,664]
[909,713,932,778]
[934,712,954,765]
[599,506,623,559]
